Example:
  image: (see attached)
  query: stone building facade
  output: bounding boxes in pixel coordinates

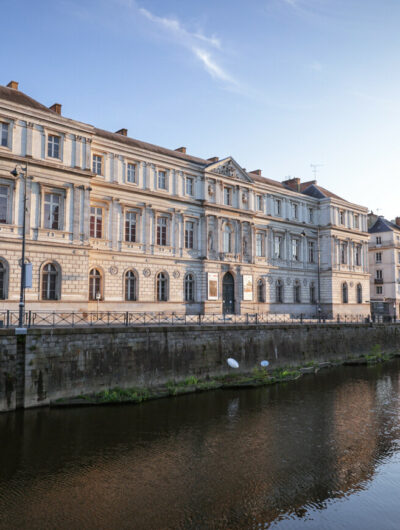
[0,81,370,316]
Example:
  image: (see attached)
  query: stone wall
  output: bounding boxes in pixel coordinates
[1,323,400,411]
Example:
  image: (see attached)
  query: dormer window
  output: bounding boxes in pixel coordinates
[0,123,9,147]
[47,134,60,158]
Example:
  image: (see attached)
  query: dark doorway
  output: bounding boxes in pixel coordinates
[223,272,235,314]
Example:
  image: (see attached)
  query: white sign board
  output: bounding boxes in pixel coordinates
[207,272,219,300]
[243,274,253,301]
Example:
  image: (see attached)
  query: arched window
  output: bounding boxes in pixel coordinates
[184,273,195,302]
[125,270,137,301]
[309,282,316,304]
[42,263,59,300]
[223,224,233,253]
[0,260,7,300]
[157,272,168,301]
[89,269,102,301]
[357,283,362,304]
[342,282,348,304]
[276,279,283,303]
[257,278,265,303]
[293,280,301,303]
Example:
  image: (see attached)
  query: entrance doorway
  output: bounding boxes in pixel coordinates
[222,272,235,314]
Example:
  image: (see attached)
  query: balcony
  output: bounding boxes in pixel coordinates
[374,278,384,284]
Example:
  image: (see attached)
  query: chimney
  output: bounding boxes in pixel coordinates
[115,128,128,136]
[250,169,262,176]
[395,217,400,227]
[7,80,19,90]
[50,103,62,115]
[207,156,219,163]
[282,177,301,192]
[175,147,186,154]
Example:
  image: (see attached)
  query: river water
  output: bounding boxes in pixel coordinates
[1,361,400,529]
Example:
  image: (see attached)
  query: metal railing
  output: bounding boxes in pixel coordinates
[0,310,382,329]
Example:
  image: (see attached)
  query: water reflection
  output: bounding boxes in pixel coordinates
[1,362,400,529]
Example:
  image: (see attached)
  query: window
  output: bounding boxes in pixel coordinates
[224,187,232,206]
[185,221,194,249]
[125,270,137,301]
[275,199,281,216]
[257,279,265,303]
[354,214,359,229]
[376,252,382,263]
[157,217,168,246]
[158,170,167,190]
[309,282,316,304]
[356,283,362,304]
[125,211,136,242]
[89,269,102,301]
[47,135,60,158]
[291,239,300,261]
[274,235,283,258]
[127,163,136,183]
[44,193,61,230]
[223,224,233,253]
[186,177,194,196]
[90,207,103,238]
[157,272,168,301]
[292,203,298,219]
[0,185,9,224]
[308,208,314,223]
[376,236,382,245]
[256,195,263,211]
[340,242,348,264]
[376,270,383,279]
[398,252,400,264]
[256,232,264,257]
[41,263,59,300]
[342,282,348,304]
[276,279,283,303]
[0,260,7,299]
[308,241,315,263]
[376,286,383,295]
[92,154,103,175]
[184,273,195,302]
[340,211,345,225]
[293,281,301,303]
[1,122,9,147]
[355,244,362,266]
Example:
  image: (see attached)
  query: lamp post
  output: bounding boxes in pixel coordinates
[393,303,396,323]
[10,164,28,329]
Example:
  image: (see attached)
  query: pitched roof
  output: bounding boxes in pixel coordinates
[0,85,57,114]
[301,183,345,202]
[369,217,400,234]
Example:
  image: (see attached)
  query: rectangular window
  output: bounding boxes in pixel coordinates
[376,236,382,244]
[340,211,345,225]
[354,214,359,229]
[376,286,383,294]
[157,217,168,246]
[224,187,232,206]
[376,252,382,263]
[256,233,264,257]
[292,239,300,261]
[47,135,60,158]
[92,155,103,175]
[274,235,283,258]
[1,123,9,147]
[275,199,281,216]
[0,185,9,224]
[355,244,361,266]
[186,177,194,196]
[127,163,136,183]
[90,206,103,238]
[158,170,167,190]
[376,269,383,280]
[44,193,61,230]
[308,208,314,223]
[398,252,400,264]
[125,211,136,242]
[308,241,315,263]
[340,242,348,264]
[256,195,263,211]
[185,221,194,249]
[292,203,298,219]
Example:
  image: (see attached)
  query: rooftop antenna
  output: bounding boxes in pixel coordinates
[310,164,323,180]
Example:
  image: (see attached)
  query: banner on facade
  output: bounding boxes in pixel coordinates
[207,272,219,300]
[243,274,253,301]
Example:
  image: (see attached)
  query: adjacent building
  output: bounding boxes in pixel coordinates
[0,81,370,316]
[368,216,400,319]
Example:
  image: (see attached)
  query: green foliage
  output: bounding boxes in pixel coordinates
[184,375,199,386]
[98,387,149,403]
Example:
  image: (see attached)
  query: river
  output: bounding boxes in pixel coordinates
[1,361,400,529]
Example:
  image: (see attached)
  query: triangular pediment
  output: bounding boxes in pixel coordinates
[206,157,252,182]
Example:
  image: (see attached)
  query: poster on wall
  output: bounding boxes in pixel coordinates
[208,272,219,300]
[243,274,253,301]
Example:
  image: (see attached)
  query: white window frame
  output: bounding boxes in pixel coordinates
[0,181,12,224]
[224,187,232,206]
[126,162,136,183]
[47,134,61,159]
[43,190,64,230]
[0,121,11,149]
[90,206,104,239]
[185,176,194,196]
[376,252,382,263]
[275,199,282,216]
[256,232,264,257]
[158,170,167,190]
[92,154,104,176]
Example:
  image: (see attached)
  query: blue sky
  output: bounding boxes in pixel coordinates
[2,0,400,218]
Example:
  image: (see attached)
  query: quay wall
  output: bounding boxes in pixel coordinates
[1,323,400,411]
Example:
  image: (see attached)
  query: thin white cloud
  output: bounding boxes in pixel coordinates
[309,61,323,72]
[193,48,237,85]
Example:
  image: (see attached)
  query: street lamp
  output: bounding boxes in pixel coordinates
[10,164,28,329]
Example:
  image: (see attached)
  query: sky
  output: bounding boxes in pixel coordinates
[1,0,400,218]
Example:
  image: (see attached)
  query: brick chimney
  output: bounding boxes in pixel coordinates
[395,217,400,226]
[50,103,62,115]
[175,147,186,153]
[7,80,19,90]
[282,177,301,192]
[115,128,127,136]
[207,156,219,163]
[250,169,262,176]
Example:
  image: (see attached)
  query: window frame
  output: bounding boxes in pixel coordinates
[43,190,64,231]
[125,210,137,243]
[126,162,137,184]
[125,269,137,301]
[157,169,167,190]
[41,262,60,301]
[47,134,61,159]
[90,206,104,239]
[156,271,169,302]
[0,181,12,224]
[256,232,264,257]
[92,153,104,176]
[0,121,10,149]
[185,176,194,196]
[0,259,9,300]
[89,268,103,301]
[156,216,169,246]
[184,273,195,302]
[223,186,232,206]
[376,252,382,263]
[184,220,195,249]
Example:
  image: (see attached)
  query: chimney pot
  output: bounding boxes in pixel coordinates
[50,103,62,115]
[175,146,186,154]
[7,81,19,90]
[207,156,219,163]
[395,217,400,226]
[250,169,262,176]
[282,177,301,192]
[116,128,128,136]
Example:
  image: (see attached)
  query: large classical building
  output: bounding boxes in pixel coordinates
[368,216,400,320]
[0,81,370,316]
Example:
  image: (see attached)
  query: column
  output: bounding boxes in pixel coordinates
[85,138,92,170]
[82,186,91,242]
[75,135,82,168]
[72,185,80,241]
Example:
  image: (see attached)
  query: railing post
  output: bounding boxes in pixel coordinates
[198,314,201,325]
[6,309,9,328]
[52,312,55,327]
[246,313,249,325]
[72,312,75,327]
[255,313,258,325]
[300,313,303,324]
[125,311,128,326]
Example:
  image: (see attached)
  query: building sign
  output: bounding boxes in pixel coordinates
[207,272,219,300]
[243,274,253,301]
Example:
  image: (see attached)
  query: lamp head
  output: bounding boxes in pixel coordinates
[10,168,19,177]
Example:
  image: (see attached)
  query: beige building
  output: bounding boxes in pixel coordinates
[0,81,370,317]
